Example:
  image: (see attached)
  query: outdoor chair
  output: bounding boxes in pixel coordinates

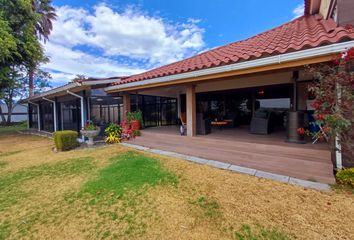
[250,109,272,135]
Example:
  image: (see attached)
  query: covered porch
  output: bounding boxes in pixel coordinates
[120,67,336,184]
[130,126,334,183]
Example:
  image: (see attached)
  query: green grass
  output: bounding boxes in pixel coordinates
[82,151,178,197]
[0,221,10,240]
[0,122,27,135]
[0,157,96,211]
[0,150,22,158]
[0,161,7,168]
[64,151,178,238]
[234,225,289,240]
[190,195,221,217]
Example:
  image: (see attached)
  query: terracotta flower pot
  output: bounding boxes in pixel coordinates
[130,120,141,131]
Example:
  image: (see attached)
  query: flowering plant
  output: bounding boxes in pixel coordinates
[104,123,122,144]
[297,127,305,136]
[307,47,354,161]
[82,121,98,131]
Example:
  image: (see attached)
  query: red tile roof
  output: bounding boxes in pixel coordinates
[113,14,354,86]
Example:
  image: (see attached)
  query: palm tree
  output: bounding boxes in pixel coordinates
[29,0,57,97]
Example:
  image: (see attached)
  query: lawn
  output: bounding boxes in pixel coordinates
[0,129,353,239]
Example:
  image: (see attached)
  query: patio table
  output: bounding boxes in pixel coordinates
[211,121,228,130]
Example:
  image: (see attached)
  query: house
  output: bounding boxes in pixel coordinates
[26,77,123,135]
[25,0,354,182]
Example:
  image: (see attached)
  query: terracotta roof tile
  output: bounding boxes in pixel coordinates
[113,15,354,86]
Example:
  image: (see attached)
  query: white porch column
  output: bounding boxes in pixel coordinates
[186,84,196,137]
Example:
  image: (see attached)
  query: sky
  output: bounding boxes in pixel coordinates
[44,0,304,87]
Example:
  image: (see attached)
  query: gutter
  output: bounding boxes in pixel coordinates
[27,82,82,102]
[26,78,119,102]
[105,40,354,92]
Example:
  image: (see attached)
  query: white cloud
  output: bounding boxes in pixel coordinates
[292,4,304,19]
[43,4,205,86]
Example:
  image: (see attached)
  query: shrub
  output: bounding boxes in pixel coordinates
[104,123,122,144]
[126,111,142,122]
[53,130,79,151]
[133,130,141,136]
[336,168,354,188]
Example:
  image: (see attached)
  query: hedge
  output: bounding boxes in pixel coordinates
[336,168,354,188]
[53,130,79,151]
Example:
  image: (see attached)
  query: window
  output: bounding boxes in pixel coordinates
[90,96,123,125]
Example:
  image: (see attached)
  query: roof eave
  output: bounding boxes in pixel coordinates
[105,40,354,92]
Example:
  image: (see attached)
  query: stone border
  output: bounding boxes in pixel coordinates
[18,130,53,139]
[121,142,331,192]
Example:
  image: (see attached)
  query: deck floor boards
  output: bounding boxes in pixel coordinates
[130,126,335,184]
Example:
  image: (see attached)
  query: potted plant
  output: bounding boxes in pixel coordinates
[127,110,142,131]
[296,127,306,142]
[80,121,100,147]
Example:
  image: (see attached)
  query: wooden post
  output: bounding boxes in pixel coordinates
[122,93,131,121]
[186,85,196,137]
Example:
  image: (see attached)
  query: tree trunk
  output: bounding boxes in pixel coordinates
[29,68,34,97]
[6,100,13,125]
[0,105,6,124]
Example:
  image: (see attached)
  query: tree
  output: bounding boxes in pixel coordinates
[0,0,52,124]
[0,16,17,64]
[28,0,56,97]
[1,66,50,124]
[307,48,354,163]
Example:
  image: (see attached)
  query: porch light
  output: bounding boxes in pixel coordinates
[258,90,265,95]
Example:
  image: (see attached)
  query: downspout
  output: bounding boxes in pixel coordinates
[335,83,343,169]
[66,90,85,141]
[42,97,57,132]
[28,101,41,131]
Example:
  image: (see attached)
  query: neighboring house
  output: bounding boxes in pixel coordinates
[25,0,354,171]
[0,102,27,123]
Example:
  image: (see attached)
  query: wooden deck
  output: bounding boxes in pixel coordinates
[130,126,335,184]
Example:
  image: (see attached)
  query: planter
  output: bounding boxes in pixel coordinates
[80,128,100,147]
[130,120,141,131]
[285,111,306,144]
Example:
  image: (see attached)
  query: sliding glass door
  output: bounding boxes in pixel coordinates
[131,95,178,128]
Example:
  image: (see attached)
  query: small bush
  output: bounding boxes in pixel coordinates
[53,130,79,151]
[336,168,354,188]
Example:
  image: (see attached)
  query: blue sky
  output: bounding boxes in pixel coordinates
[44,0,304,86]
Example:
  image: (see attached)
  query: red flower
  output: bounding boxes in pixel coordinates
[297,127,305,135]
